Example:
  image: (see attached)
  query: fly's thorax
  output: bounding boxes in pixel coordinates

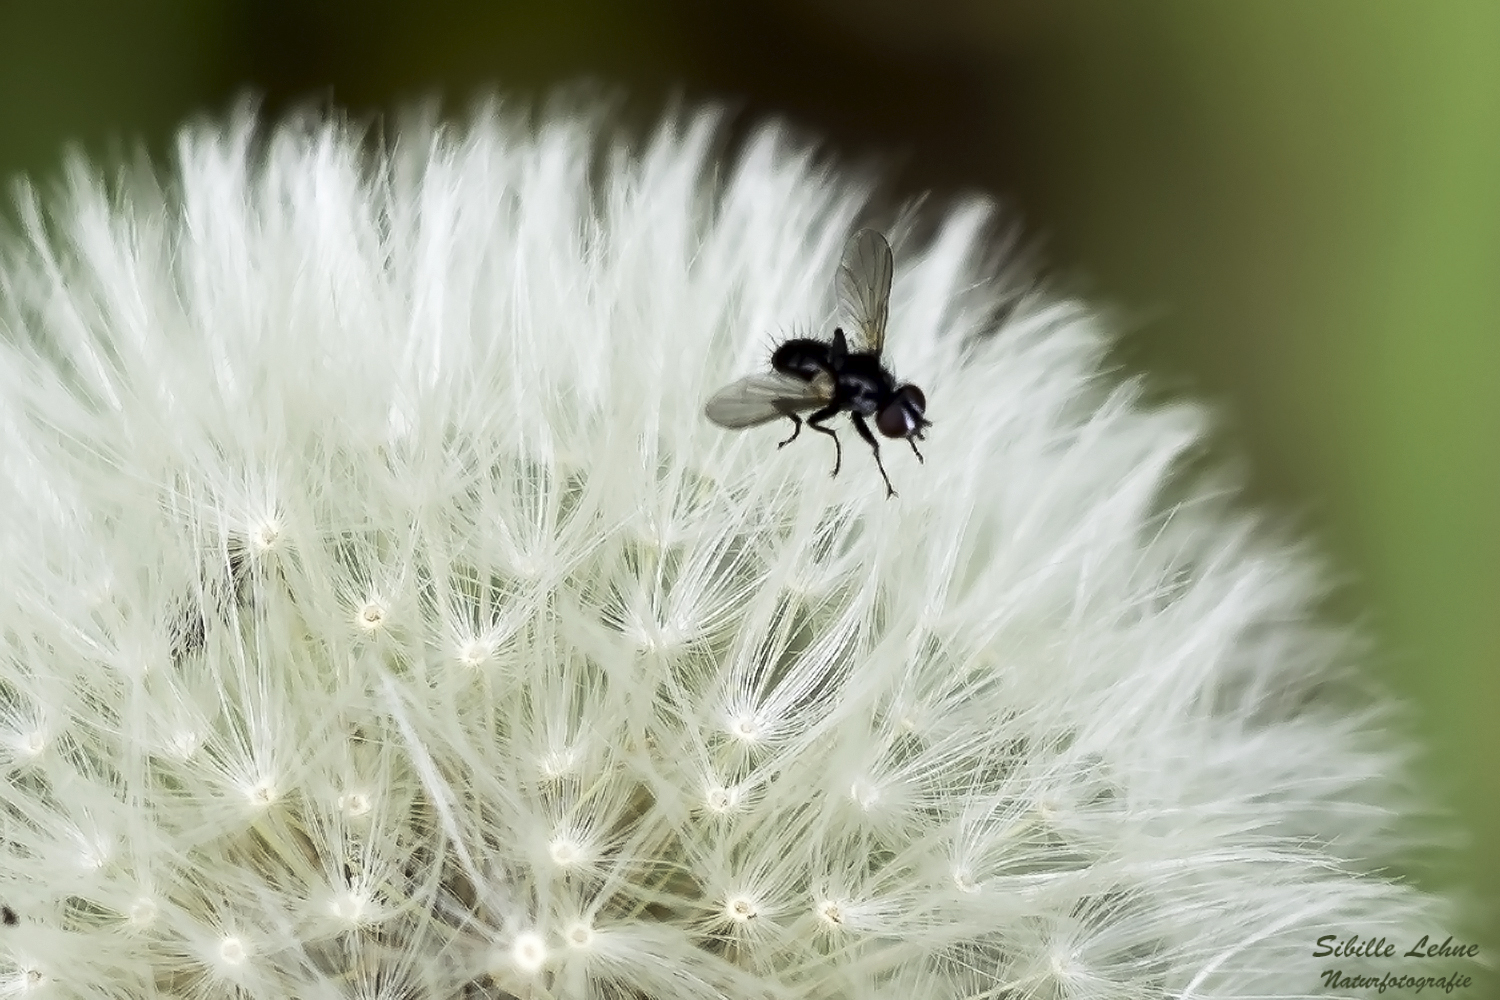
[833,354,893,412]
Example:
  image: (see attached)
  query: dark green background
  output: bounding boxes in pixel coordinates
[2,0,1494,961]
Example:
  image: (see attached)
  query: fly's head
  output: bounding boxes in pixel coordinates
[875,383,928,442]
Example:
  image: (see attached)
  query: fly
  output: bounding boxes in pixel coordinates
[704,229,929,498]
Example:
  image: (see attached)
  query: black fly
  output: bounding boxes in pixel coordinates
[704,229,929,497]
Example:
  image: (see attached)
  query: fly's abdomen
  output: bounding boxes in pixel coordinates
[771,339,833,382]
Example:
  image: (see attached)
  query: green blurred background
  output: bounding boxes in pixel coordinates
[1,0,1494,963]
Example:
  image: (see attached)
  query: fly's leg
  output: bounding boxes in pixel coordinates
[850,412,896,498]
[907,438,924,463]
[777,413,803,449]
[806,404,844,478]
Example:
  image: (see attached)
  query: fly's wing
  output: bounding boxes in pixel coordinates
[704,371,833,429]
[836,229,894,357]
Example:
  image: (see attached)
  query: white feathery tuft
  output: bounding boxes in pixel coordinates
[0,99,1455,998]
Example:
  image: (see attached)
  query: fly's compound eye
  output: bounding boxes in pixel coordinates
[876,384,927,439]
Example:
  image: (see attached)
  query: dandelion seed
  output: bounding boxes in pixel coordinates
[328,889,374,927]
[355,600,387,632]
[127,897,158,928]
[703,783,741,814]
[456,638,492,669]
[74,836,113,872]
[165,729,201,760]
[511,932,547,974]
[242,777,278,808]
[726,711,766,744]
[724,893,760,924]
[548,833,588,868]
[849,778,882,810]
[338,790,372,818]
[12,728,46,759]
[4,966,46,994]
[512,555,544,581]
[248,517,282,554]
[815,899,846,930]
[564,920,594,949]
[538,749,578,779]
[218,935,249,966]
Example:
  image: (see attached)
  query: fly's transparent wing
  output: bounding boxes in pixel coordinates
[836,229,894,356]
[704,371,834,429]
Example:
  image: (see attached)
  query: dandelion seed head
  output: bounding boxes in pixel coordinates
[0,99,1456,998]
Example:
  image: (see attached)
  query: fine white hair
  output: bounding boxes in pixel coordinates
[0,98,1449,998]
